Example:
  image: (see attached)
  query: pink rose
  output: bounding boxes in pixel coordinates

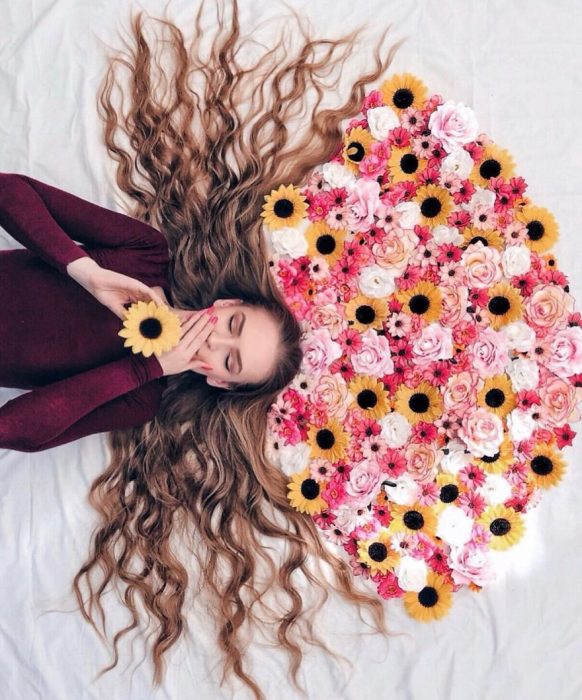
[312,374,350,421]
[412,323,454,365]
[525,284,574,331]
[449,543,496,586]
[440,285,469,327]
[458,408,504,457]
[443,371,479,413]
[301,327,343,377]
[372,228,417,273]
[309,303,345,340]
[352,328,395,376]
[469,327,510,378]
[404,443,440,484]
[428,100,479,153]
[345,178,381,229]
[539,375,579,427]
[545,327,582,378]
[462,244,503,288]
[344,459,383,508]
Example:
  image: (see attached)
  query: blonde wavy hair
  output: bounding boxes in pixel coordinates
[72,1,405,697]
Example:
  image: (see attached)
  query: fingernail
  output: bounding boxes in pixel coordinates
[211,316,218,323]
[206,306,215,315]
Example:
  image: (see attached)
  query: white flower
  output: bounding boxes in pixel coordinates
[477,474,513,506]
[379,411,412,448]
[506,358,539,392]
[506,408,536,442]
[269,218,309,257]
[440,148,475,179]
[501,321,536,353]
[278,442,310,477]
[358,264,397,298]
[366,105,400,140]
[393,200,421,229]
[431,224,463,245]
[440,440,472,475]
[395,556,428,592]
[381,473,419,506]
[435,505,474,547]
[502,244,531,277]
[321,161,356,188]
[464,186,496,214]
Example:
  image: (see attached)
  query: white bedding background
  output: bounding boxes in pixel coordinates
[1,1,581,698]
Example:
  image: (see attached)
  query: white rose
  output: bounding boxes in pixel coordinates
[501,321,536,353]
[321,161,357,188]
[393,200,421,229]
[506,408,536,442]
[431,224,463,245]
[366,105,400,140]
[278,442,311,477]
[270,218,310,257]
[382,473,419,506]
[352,328,395,377]
[395,556,428,592]
[440,440,472,475]
[379,411,412,448]
[465,186,496,214]
[333,504,359,534]
[435,505,474,547]
[506,358,539,392]
[440,148,475,179]
[502,244,531,277]
[478,474,513,506]
[428,100,479,153]
[358,264,397,298]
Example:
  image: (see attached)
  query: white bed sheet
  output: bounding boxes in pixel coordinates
[1,1,581,698]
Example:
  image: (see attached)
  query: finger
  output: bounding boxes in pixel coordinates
[185,316,215,351]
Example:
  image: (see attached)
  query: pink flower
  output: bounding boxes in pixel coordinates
[301,327,343,377]
[344,459,384,508]
[545,327,582,378]
[449,543,496,586]
[443,371,480,413]
[539,375,579,427]
[469,327,510,378]
[458,408,504,457]
[411,323,454,365]
[345,178,381,228]
[404,442,440,484]
[351,328,395,376]
[428,100,479,153]
[462,244,503,288]
[525,284,574,331]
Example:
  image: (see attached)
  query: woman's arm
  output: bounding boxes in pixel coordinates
[0,172,169,275]
[0,353,164,452]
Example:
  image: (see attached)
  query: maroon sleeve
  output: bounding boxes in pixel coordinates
[0,354,165,452]
[0,172,169,275]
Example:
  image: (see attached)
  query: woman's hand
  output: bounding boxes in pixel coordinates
[157,308,217,377]
[67,257,167,319]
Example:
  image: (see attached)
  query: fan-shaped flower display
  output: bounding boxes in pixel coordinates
[118,300,181,358]
[264,73,582,623]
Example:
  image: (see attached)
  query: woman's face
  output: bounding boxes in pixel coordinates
[191,298,280,389]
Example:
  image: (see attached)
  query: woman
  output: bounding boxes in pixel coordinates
[1,1,404,698]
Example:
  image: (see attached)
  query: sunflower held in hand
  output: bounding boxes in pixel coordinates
[118,300,181,358]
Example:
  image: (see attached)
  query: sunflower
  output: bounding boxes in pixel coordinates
[118,300,181,358]
[515,205,559,253]
[434,472,465,514]
[394,381,443,424]
[477,375,516,418]
[287,468,329,515]
[357,529,400,575]
[396,280,442,323]
[380,73,428,113]
[260,183,308,231]
[388,502,438,538]
[343,126,375,174]
[387,146,427,183]
[348,376,391,420]
[413,184,454,228]
[344,294,389,332]
[307,418,350,463]
[473,434,514,475]
[462,227,504,251]
[525,443,566,490]
[469,143,516,188]
[477,504,525,551]
[305,221,346,267]
[403,570,454,622]
[486,280,523,329]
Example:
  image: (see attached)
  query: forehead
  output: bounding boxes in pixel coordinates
[235,304,279,382]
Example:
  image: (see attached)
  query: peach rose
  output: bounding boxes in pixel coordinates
[461,244,503,289]
[539,375,579,427]
[372,228,417,273]
[404,442,440,484]
[458,408,504,457]
[525,284,574,331]
[440,285,469,327]
[309,302,345,340]
[312,373,350,421]
[443,371,479,413]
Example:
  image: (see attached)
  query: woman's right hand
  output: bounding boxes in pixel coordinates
[157,308,217,377]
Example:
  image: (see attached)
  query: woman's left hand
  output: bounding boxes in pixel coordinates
[67,257,168,320]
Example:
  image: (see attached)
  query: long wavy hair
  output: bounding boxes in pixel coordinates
[72,2,405,698]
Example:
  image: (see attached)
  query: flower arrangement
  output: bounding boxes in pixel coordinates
[262,73,582,623]
[118,300,181,357]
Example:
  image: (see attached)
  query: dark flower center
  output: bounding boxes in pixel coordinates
[301,478,320,500]
[369,542,388,562]
[418,586,438,607]
[490,517,511,536]
[358,389,378,410]
[479,158,501,179]
[409,294,430,314]
[420,196,442,218]
[409,393,430,413]
[403,510,424,530]
[139,318,163,339]
[440,484,459,503]
[274,198,294,218]
[526,220,545,241]
[346,141,366,162]
[485,388,505,408]
[488,296,510,315]
[316,234,336,255]
[531,455,553,476]
[316,429,335,450]
[393,87,414,109]
[400,153,419,174]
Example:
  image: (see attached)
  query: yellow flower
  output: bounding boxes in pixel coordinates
[473,434,514,474]
[469,143,516,188]
[387,146,427,183]
[403,570,454,622]
[477,504,525,551]
[526,443,566,490]
[260,184,308,231]
[394,381,443,424]
[118,300,181,358]
[305,221,346,267]
[477,374,516,418]
[344,294,389,332]
[462,227,504,251]
[357,529,400,575]
[486,280,523,329]
[515,205,559,253]
[307,419,350,463]
[380,73,428,113]
[397,280,442,323]
[343,126,375,174]
[287,468,328,515]
[348,376,391,420]
[413,184,454,228]
[388,502,438,538]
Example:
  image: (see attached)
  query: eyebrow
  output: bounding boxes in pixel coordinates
[232,312,246,374]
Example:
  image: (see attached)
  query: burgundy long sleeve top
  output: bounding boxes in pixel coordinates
[0,172,171,452]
